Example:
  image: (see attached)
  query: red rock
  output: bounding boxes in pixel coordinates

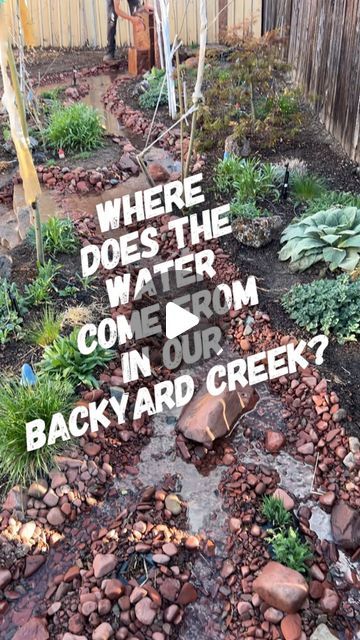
[63,635,87,640]
[12,618,49,640]
[331,501,360,550]
[152,554,170,565]
[281,614,302,640]
[178,381,257,446]
[51,472,67,489]
[129,586,147,604]
[92,622,114,640]
[47,507,65,526]
[164,604,180,622]
[162,543,178,556]
[177,583,198,606]
[148,163,170,184]
[28,479,48,499]
[265,431,286,453]
[0,569,11,589]
[84,443,101,457]
[221,559,235,578]
[68,613,85,634]
[93,554,118,579]
[253,561,309,613]
[184,536,199,550]
[297,442,314,455]
[43,489,59,507]
[98,599,112,616]
[64,566,80,583]
[159,578,180,601]
[320,588,340,614]
[309,581,324,599]
[103,579,124,600]
[229,517,241,532]
[77,181,89,194]
[24,555,46,578]
[319,492,336,507]
[264,607,283,623]
[134,597,156,626]
[237,601,253,619]
[273,488,295,511]
[82,601,97,616]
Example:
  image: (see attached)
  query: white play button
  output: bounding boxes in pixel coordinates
[165,302,200,340]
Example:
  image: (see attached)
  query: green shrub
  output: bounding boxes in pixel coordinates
[267,527,313,574]
[302,190,360,217]
[25,260,60,305]
[0,377,74,487]
[27,217,79,257]
[282,275,360,343]
[262,495,292,529]
[139,68,168,109]
[291,174,326,204]
[230,199,270,219]
[215,156,278,202]
[0,281,27,345]
[39,329,114,388]
[26,307,62,347]
[279,207,360,272]
[45,103,103,153]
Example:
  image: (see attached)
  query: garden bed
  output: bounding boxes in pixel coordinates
[0,39,359,640]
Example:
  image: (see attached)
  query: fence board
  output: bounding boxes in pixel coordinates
[8,0,261,48]
[263,0,360,163]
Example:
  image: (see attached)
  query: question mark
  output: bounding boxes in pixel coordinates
[308,335,329,365]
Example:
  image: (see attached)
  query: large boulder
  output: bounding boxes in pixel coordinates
[177,382,257,447]
[330,501,360,551]
[253,561,308,614]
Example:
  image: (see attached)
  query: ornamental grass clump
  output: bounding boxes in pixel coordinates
[45,103,103,153]
[267,527,313,575]
[39,328,114,388]
[279,207,360,272]
[26,306,62,347]
[282,275,360,343]
[215,156,278,202]
[27,217,79,257]
[0,378,74,487]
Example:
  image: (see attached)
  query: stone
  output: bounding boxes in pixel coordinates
[265,430,286,453]
[310,624,338,640]
[319,492,336,507]
[28,479,48,499]
[3,485,28,512]
[63,635,88,640]
[220,560,235,579]
[93,554,118,579]
[253,561,309,613]
[229,517,241,532]
[47,507,65,526]
[162,543,178,556]
[0,569,11,589]
[152,554,170,565]
[64,566,80,583]
[12,618,49,640]
[24,555,46,578]
[281,614,302,640]
[232,216,282,248]
[178,381,257,446]
[103,578,124,600]
[164,604,180,623]
[92,622,114,640]
[297,442,314,455]
[264,607,283,623]
[19,521,36,543]
[331,501,360,551]
[43,489,59,507]
[273,488,295,511]
[237,601,253,619]
[319,588,340,614]
[148,163,170,183]
[177,583,197,606]
[159,578,180,601]
[164,494,182,515]
[134,597,156,626]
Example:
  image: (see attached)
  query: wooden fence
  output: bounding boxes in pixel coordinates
[263,0,360,163]
[8,0,262,49]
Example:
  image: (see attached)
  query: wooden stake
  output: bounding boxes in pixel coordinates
[175,40,184,181]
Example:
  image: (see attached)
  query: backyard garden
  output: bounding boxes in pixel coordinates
[0,7,359,640]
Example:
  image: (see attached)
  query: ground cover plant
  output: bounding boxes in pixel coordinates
[214,156,278,202]
[279,207,360,272]
[25,260,60,305]
[267,527,313,575]
[139,67,168,109]
[291,174,326,205]
[282,275,360,343]
[262,495,292,529]
[301,189,360,217]
[39,328,114,388]
[45,102,103,153]
[27,217,79,257]
[0,281,28,345]
[0,377,74,487]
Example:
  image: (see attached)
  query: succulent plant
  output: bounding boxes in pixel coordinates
[279,207,360,272]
